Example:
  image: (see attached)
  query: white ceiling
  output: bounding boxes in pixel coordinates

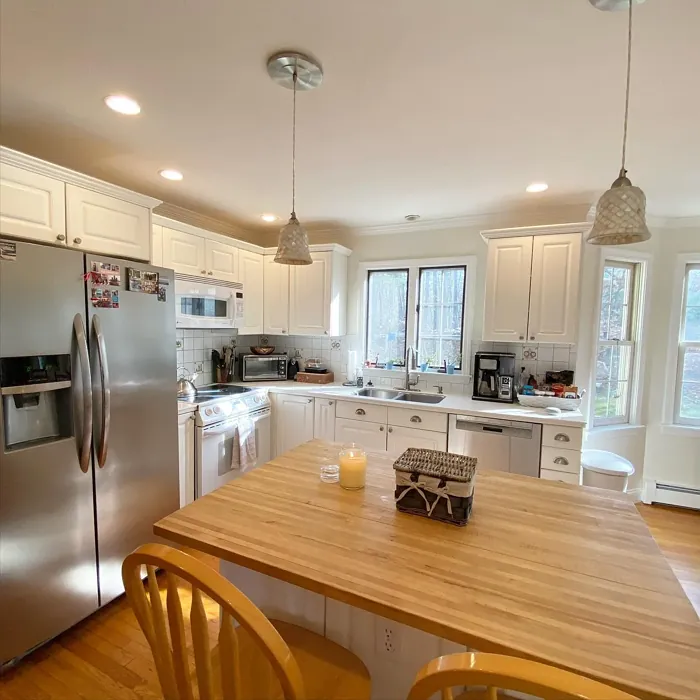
[1,0,698,234]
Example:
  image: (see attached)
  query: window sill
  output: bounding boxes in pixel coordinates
[660,424,700,438]
[364,367,471,381]
[589,424,646,436]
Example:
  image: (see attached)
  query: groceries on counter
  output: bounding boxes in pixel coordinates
[516,365,582,403]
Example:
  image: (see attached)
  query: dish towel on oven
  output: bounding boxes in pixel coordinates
[231,416,257,472]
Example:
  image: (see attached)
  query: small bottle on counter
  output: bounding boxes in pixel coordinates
[287,354,299,380]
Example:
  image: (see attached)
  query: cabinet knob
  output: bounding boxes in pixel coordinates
[355,408,366,416]
[282,330,287,334]
[73,237,82,245]
[328,400,334,406]
[519,335,524,340]
[553,456,570,466]
[379,425,385,432]
[201,269,207,274]
[410,415,422,423]
[307,398,313,404]
[554,433,570,442]
[207,271,213,275]
[324,331,328,335]
[56,234,66,242]
[530,336,535,341]
[388,426,393,433]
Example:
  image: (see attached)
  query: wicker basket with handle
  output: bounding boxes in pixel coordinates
[393,448,477,526]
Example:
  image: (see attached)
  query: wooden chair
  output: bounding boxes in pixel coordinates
[406,652,639,700]
[122,543,370,700]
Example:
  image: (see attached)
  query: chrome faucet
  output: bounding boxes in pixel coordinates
[398,346,420,391]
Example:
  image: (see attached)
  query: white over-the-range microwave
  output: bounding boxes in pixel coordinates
[174,273,244,329]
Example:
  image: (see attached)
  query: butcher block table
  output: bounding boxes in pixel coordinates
[155,440,700,700]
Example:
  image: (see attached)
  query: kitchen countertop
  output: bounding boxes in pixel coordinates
[155,439,700,700]
[233,380,587,428]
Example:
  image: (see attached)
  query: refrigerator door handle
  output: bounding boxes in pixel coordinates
[93,315,111,468]
[73,314,93,473]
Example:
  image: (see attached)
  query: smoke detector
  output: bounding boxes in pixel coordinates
[404,214,421,222]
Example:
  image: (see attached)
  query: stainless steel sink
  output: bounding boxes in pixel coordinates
[394,393,445,404]
[355,388,404,400]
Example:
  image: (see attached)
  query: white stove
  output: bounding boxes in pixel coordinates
[178,384,271,499]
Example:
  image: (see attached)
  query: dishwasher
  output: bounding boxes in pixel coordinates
[448,415,541,477]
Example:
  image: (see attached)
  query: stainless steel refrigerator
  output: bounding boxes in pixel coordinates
[0,239,179,665]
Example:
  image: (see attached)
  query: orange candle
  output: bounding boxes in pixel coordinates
[338,444,367,490]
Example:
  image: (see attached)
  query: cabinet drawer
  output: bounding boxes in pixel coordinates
[540,468,580,485]
[387,406,447,433]
[541,446,581,475]
[542,424,583,451]
[336,400,388,424]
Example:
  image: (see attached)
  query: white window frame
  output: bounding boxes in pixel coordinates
[667,259,700,427]
[359,256,477,375]
[589,249,651,429]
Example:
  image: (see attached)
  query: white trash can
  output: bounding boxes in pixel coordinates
[581,449,635,492]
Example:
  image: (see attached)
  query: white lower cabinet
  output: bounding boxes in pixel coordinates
[387,425,447,456]
[334,417,387,451]
[273,393,315,456]
[177,411,195,507]
[313,398,336,441]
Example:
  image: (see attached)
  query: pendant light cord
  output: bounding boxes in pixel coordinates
[620,0,633,173]
[292,69,298,217]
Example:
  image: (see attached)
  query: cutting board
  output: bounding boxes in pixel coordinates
[296,371,335,384]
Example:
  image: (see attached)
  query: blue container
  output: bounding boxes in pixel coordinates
[385,361,393,370]
[446,364,455,375]
[419,362,428,372]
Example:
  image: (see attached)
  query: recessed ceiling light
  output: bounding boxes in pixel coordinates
[526,183,549,193]
[405,214,421,222]
[159,169,183,181]
[261,214,278,223]
[104,94,141,115]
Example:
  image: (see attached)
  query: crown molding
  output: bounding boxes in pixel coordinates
[0,146,161,209]
[153,202,254,239]
[262,243,353,257]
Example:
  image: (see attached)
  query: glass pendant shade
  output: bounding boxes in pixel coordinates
[274,213,312,265]
[587,171,651,245]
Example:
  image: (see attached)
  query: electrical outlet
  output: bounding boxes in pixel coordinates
[194,362,203,373]
[375,620,400,655]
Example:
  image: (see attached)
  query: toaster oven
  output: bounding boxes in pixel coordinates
[239,354,287,382]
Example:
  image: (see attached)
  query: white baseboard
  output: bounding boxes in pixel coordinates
[642,478,700,510]
[626,488,642,502]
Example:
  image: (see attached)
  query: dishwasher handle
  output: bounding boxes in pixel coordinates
[454,417,535,439]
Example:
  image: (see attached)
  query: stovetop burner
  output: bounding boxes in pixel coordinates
[178,383,269,426]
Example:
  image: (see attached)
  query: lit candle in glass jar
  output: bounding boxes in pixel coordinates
[338,444,367,490]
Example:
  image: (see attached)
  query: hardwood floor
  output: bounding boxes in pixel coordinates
[1,506,698,700]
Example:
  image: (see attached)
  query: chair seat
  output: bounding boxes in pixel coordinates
[212,618,371,700]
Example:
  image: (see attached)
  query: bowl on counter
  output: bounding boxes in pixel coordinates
[249,346,276,355]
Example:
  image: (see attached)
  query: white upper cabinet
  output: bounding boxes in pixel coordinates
[483,237,533,342]
[289,252,332,336]
[482,227,583,344]
[237,249,264,335]
[288,250,348,336]
[527,233,581,344]
[65,185,151,260]
[151,224,163,266]
[264,256,290,335]
[205,238,238,282]
[0,164,66,245]
[162,227,206,276]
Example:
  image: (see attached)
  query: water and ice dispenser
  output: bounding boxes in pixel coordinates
[1,355,73,449]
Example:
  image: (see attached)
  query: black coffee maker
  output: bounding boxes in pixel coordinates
[473,352,516,403]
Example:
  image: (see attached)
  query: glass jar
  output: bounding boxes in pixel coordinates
[338,443,368,490]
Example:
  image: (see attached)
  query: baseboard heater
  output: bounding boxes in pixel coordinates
[647,481,700,510]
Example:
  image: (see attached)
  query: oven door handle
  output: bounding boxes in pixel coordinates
[201,408,270,436]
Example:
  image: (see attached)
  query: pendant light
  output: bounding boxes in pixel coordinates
[587,0,651,246]
[267,52,323,265]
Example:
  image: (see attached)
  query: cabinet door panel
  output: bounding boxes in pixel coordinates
[238,250,264,334]
[162,227,206,276]
[314,399,336,441]
[483,237,532,342]
[528,233,581,344]
[151,224,163,266]
[205,239,238,282]
[387,426,447,457]
[289,252,331,335]
[263,256,290,335]
[334,418,387,451]
[0,164,66,244]
[275,395,314,455]
[66,185,150,260]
